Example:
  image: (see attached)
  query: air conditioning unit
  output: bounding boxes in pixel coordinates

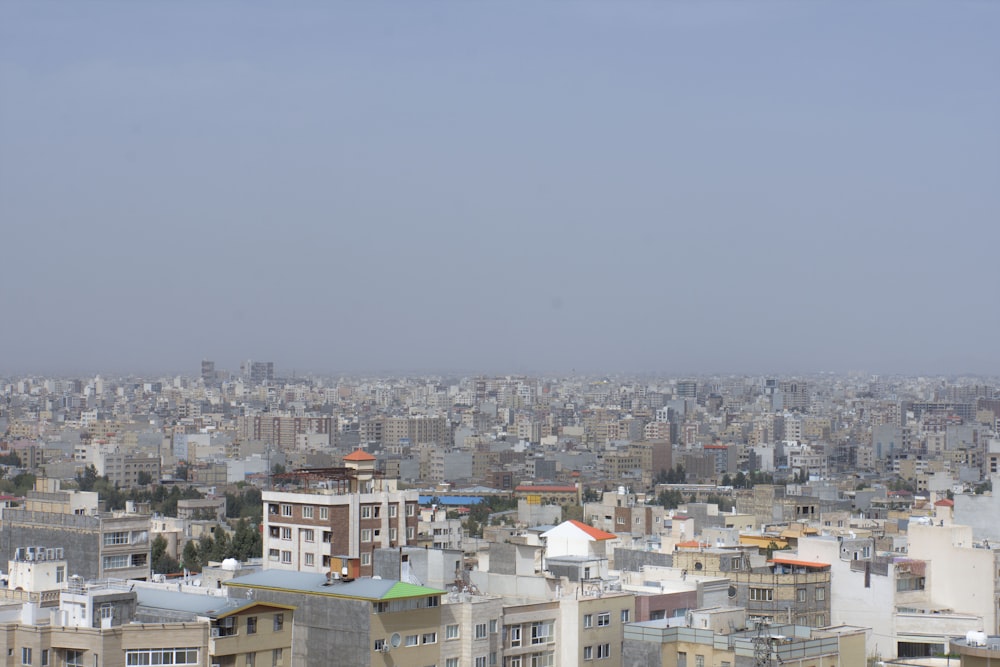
[210,627,221,638]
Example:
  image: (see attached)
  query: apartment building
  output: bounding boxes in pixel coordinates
[0,479,151,581]
[262,449,419,577]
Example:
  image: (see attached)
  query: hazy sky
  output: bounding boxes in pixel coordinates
[2,2,998,377]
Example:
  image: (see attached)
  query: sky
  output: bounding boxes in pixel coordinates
[1,1,998,378]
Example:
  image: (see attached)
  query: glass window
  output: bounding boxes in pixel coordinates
[446,624,459,640]
[271,648,282,667]
[584,646,593,660]
[597,644,610,659]
[280,551,291,564]
[319,507,329,520]
[490,620,497,634]
[422,633,436,644]
[280,504,291,517]
[247,616,257,634]
[405,635,419,647]
[273,614,284,631]
[583,614,593,628]
[302,506,314,519]
[281,527,291,540]
[597,612,610,627]
[816,587,826,601]
[304,553,314,566]
[389,505,397,517]
[475,623,487,639]
[621,609,630,623]
[302,529,314,542]
[21,648,31,665]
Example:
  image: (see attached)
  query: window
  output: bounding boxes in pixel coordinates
[446,660,459,667]
[302,506,314,519]
[406,504,415,516]
[373,639,385,652]
[422,633,437,644]
[446,624,459,640]
[815,614,826,626]
[66,651,85,667]
[509,626,521,647]
[694,656,704,667]
[475,658,487,667]
[677,652,687,667]
[816,587,826,601]
[749,587,773,602]
[361,553,371,566]
[274,614,284,631]
[490,620,498,634]
[476,623,488,639]
[320,507,329,520]
[21,648,31,665]
[361,529,372,542]
[100,604,113,621]
[797,588,806,602]
[281,551,291,564]
[530,621,553,644]
[583,614,593,628]
[268,549,280,561]
[596,643,610,659]
[126,650,199,666]
[584,646,593,660]
[102,554,130,570]
[407,527,415,540]
[271,648,282,667]
[361,506,372,519]
[246,653,255,667]
[247,616,257,634]
[281,527,291,540]
[427,596,439,607]
[389,505,398,517]
[281,504,292,517]
[104,531,129,546]
[56,567,65,584]
[302,529,314,542]
[268,504,279,515]
[41,651,48,667]
[491,652,497,665]
[405,635,419,647]
[597,612,610,627]
[372,506,381,518]
[304,553,314,566]
[617,516,625,524]
[621,609,630,623]
[390,528,397,541]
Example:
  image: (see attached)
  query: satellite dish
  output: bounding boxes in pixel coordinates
[728,585,737,598]
[390,633,401,648]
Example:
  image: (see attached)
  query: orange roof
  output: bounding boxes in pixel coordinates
[515,485,577,493]
[676,540,710,549]
[568,519,617,541]
[769,557,830,568]
[343,448,376,462]
[934,499,954,507]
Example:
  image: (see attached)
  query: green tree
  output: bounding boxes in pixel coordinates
[76,464,99,491]
[231,519,262,561]
[721,474,733,487]
[181,540,201,571]
[137,470,153,486]
[151,535,180,575]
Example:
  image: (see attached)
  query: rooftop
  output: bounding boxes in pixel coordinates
[225,571,444,601]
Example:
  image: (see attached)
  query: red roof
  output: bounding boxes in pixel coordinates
[769,557,830,569]
[934,499,954,507]
[567,519,617,541]
[515,485,577,493]
[343,449,376,462]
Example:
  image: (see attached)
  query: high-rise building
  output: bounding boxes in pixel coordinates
[262,450,419,577]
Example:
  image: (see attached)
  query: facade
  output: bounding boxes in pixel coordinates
[262,450,419,577]
[0,481,151,582]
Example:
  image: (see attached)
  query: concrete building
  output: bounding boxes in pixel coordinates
[262,449,419,577]
[0,480,151,581]
[225,569,448,667]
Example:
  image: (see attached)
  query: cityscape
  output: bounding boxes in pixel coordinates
[2,365,1000,665]
[3,1,999,666]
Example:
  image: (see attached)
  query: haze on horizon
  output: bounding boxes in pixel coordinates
[1,2,998,378]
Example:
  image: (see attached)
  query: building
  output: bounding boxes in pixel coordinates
[0,479,151,581]
[225,569,449,667]
[262,449,419,577]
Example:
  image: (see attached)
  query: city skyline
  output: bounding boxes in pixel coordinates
[2,2,998,376]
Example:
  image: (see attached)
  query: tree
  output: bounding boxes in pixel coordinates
[721,474,733,487]
[582,487,601,503]
[76,464,99,491]
[181,540,201,571]
[175,463,189,481]
[734,471,747,489]
[137,470,153,486]
[231,519,262,561]
[151,535,179,575]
